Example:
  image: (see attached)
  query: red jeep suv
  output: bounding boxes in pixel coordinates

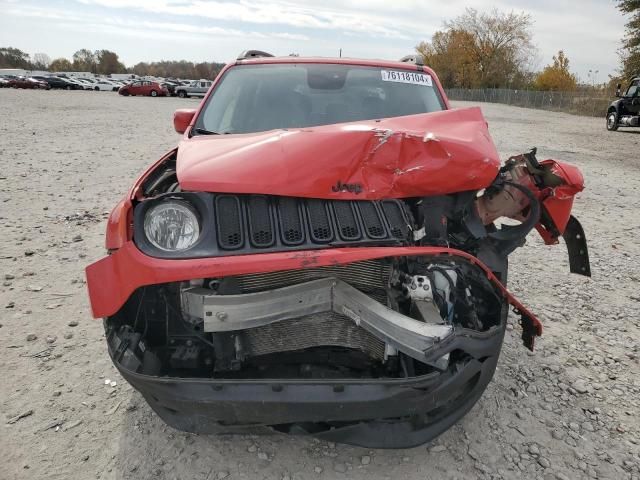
[87,50,590,448]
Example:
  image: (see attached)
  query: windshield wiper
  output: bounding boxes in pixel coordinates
[193,127,220,135]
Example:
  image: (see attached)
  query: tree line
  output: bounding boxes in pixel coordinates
[618,0,639,79]
[415,9,578,91]
[416,3,638,92]
[0,47,224,80]
[2,1,637,87]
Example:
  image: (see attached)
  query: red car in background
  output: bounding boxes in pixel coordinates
[118,80,168,97]
[8,77,50,89]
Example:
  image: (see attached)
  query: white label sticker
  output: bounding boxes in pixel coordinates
[381,70,432,86]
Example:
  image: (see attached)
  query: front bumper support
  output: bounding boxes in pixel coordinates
[182,278,452,365]
[87,243,542,348]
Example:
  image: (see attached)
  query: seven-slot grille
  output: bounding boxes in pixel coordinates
[214,194,410,251]
[134,192,412,259]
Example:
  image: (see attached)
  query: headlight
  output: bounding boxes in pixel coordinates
[143,201,200,251]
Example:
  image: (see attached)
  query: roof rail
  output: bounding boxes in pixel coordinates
[399,54,424,66]
[237,50,275,61]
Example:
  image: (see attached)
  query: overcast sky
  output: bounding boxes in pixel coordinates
[0,0,628,82]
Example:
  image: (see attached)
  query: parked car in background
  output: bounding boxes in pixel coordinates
[8,77,50,89]
[175,79,212,98]
[71,78,91,90]
[118,80,169,97]
[74,78,95,88]
[161,81,179,96]
[607,75,640,131]
[31,76,84,90]
[57,75,90,89]
[0,76,10,88]
[93,79,119,91]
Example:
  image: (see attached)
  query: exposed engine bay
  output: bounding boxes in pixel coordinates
[108,256,505,380]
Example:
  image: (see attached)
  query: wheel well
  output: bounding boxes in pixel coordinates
[607,107,617,115]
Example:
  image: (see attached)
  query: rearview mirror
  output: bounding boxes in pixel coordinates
[615,83,622,97]
[173,109,196,134]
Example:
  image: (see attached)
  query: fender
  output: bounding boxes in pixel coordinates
[105,148,177,250]
[476,149,590,278]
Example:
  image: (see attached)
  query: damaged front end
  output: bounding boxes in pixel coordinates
[104,251,511,448]
[88,107,589,448]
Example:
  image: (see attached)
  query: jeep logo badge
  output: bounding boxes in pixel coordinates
[332,180,363,194]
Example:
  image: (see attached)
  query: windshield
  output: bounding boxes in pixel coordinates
[194,63,445,135]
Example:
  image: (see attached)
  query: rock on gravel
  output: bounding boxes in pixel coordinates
[572,379,589,394]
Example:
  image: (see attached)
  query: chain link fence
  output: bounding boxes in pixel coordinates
[446,88,612,117]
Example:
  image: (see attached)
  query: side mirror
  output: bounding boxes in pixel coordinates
[615,83,622,97]
[173,109,196,134]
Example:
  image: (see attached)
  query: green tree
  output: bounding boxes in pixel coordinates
[534,50,578,91]
[32,53,51,70]
[95,50,126,74]
[72,48,97,72]
[49,58,73,72]
[0,47,31,68]
[618,0,640,78]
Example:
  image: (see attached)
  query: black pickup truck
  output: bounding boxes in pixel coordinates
[607,76,640,131]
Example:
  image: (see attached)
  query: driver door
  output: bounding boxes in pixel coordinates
[130,81,142,94]
[622,80,640,116]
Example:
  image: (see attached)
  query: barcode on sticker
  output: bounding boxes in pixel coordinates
[381,70,432,86]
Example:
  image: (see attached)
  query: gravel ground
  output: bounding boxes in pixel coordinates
[1,89,639,480]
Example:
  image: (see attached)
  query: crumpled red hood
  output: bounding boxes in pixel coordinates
[176,107,500,200]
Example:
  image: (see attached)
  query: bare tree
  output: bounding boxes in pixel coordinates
[446,9,535,87]
[32,53,51,70]
[418,8,537,89]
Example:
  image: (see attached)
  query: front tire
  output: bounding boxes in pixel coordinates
[607,111,619,131]
[94,86,100,91]
[177,90,187,98]
[150,90,158,97]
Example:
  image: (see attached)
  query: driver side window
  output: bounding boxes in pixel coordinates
[626,81,639,97]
